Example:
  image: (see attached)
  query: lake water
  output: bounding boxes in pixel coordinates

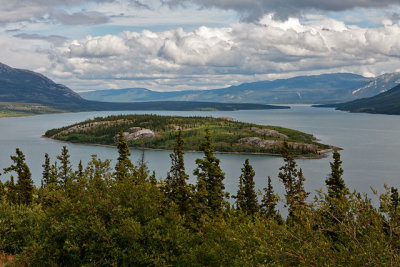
[1,105,400,205]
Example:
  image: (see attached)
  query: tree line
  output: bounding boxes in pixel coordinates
[0,129,399,265]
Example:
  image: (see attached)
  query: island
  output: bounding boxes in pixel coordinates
[45,114,333,158]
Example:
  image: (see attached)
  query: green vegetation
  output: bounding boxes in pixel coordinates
[0,102,64,117]
[0,131,399,265]
[45,114,331,157]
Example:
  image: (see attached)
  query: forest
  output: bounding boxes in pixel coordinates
[45,114,330,157]
[0,129,399,265]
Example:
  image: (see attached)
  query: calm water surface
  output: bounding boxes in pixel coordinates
[1,105,400,204]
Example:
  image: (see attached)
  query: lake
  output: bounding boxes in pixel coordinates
[1,105,400,205]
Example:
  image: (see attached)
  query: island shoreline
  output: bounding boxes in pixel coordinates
[42,135,335,159]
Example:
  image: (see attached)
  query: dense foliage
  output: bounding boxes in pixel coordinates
[0,130,399,266]
[45,114,329,157]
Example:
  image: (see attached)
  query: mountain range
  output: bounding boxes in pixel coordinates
[320,84,400,115]
[80,72,400,104]
[0,62,281,112]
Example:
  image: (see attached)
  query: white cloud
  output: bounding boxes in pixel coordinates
[33,15,400,91]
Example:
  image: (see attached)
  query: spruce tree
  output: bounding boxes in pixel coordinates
[194,128,226,216]
[57,146,72,188]
[236,159,258,215]
[165,130,191,214]
[115,130,134,181]
[3,148,33,205]
[136,143,149,184]
[235,175,245,210]
[49,161,59,185]
[326,149,348,200]
[278,142,309,219]
[77,160,84,180]
[261,176,280,219]
[42,153,51,187]
[5,176,17,204]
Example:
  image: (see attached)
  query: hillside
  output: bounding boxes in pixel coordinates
[80,73,375,104]
[351,72,400,98]
[326,84,400,115]
[0,62,285,114]
[45,114,332,157]
[0,62,82,105]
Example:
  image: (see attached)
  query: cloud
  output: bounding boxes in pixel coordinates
[0,0,131,25]
[67,35,129,58]
[165,0,400,20]
[49,10,110,25]
[13,33,68,45]
[42,16,400,91]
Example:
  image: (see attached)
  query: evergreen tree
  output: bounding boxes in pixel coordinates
[0,180,4,202]
[5,176,17,204]
[278,142,309,219]
[49,161,59,185]
[3,148,33,205]
[261,176,280,220]
[235,159,258,215]
[194,128,226,216]
[57,146,72,188]
[149,171,157,185]
[136,143,149,184]
[115,130,134,181]
[77,160,84,180]
[235,175,245,210]
[42,153,51,187]
[326,149,348,200]
[165,130,191,214]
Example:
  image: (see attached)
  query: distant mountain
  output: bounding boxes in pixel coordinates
[0,62,282,112]
[81,73,378,104]
[0,62,83,105]
[322,84,400,115]
[351,72,400,98]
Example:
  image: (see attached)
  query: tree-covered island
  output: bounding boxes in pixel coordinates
[45,114,332,158]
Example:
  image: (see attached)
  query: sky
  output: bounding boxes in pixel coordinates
[1,0,400,92]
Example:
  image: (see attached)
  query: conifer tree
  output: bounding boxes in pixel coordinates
[326,149,348,200]
[49,161,59,185]
[235,175,245,210]
[165,130,191,214]
[5,176,17,204]
[115,130,134,181]
[0,180,4,202]
[77,160,84,180]
[136,143,149,184]
[3,148,33,205]
[57,146,72,188]
[194,128,226,215]
[149,171,157,185]
[261,176,280,220]
[278,142,309,219]
[42,153,51,187]
[235,159,258,215]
